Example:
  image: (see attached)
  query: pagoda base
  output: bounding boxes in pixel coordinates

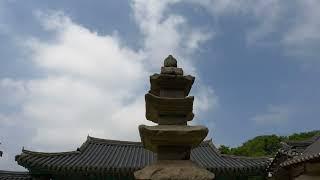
[134,160,215,180]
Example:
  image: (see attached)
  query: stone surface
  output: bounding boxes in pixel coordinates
[159,90,185,99]
[135,55,213,179]
[157,116,189,125]
[164,55,177,67]
[145,93,194,124]
[157,146,191,160]
[161,67,183,75]
[149,74,195,97]
[139,125,208,153]
[134,160,215,180]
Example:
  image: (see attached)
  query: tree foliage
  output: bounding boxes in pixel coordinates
[219,130,320,157]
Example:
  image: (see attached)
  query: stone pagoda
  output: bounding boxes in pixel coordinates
[134,55,215,180]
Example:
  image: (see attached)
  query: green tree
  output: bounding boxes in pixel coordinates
[288,130,320,141]
[219,130,320,157]
[218,145,231,154]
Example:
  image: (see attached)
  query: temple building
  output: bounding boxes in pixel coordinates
[2,55,272,179]
[268,135,320,180]
[14,136,268,180]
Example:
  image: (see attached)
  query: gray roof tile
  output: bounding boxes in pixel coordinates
[268,135,320,173]
[0,171,31,180]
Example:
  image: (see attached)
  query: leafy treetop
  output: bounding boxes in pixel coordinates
[219,130,320,157]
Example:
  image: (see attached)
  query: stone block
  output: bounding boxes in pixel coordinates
[161,67,183,75]
[149,74,195,97]
[145,93,194,124]
[134,160,215,180]
[139,125,208,153]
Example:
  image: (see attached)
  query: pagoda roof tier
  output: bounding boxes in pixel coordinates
[139,125,208,153]
[149,73,195,97]
[145,93,194,124]
[15,136,269,176]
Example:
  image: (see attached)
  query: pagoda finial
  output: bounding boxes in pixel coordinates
[161,55,182,75]
[164,55,177,67]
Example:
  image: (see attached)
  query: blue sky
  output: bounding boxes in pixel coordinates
[1,0,320,170]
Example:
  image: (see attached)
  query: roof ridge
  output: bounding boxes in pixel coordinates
[203,138,212,143]
[87,136,212,146]
[280,152,320,167]
[284,140,312,145]
[311,134,320,142]
[0,170,29,175]
[221,154,270,160]
[205,139,220,151]
[285,134,320,145]
[87,136,143,145]
[21,149,80,156]
[18,137,213,156]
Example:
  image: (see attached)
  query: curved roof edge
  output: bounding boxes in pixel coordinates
[0,170,31,180]
[18,136,215,155]
[280,152,320,168]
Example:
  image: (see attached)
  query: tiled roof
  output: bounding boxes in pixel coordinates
[280,153,320,167]
[268,135,320,173]
[280,137,320,168]
[281,135,320,156]
[16,136,269,176]
[0,170,31,180]
[285,135,320,147]
[304,135,320,154]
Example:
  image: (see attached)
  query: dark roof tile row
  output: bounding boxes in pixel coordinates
[280,153,320,167]
[0,171,31,180]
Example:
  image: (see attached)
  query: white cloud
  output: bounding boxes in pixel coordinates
[188,0,283,44]
[194,85,218,115]
[0,1,217,170]
[251,105,292,125]
[186,30,214,52]
[131,0,216,121]
[188,0,249,16]
[189,0,320,59]
[0,78,28,106]
[0,112,35,171]
[3,14,148,152]
[244,0,282,44]
[32,11,146,89]
[131,0,213,73]
[0,12,148,169]
[282,0,320,57]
